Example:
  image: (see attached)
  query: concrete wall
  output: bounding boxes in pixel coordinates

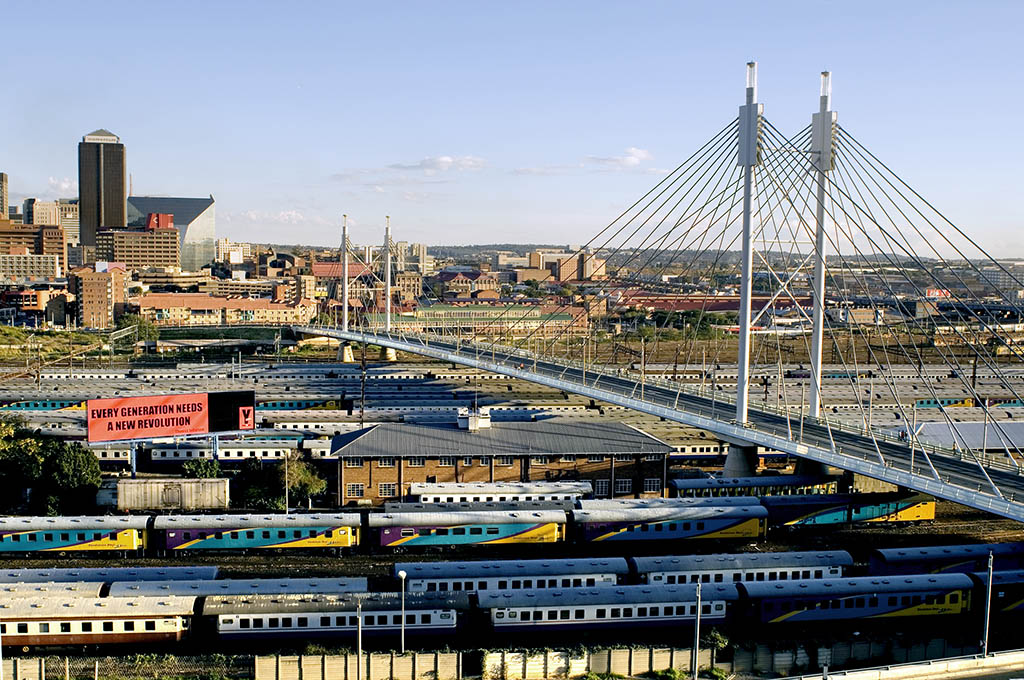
[255,652,461,680]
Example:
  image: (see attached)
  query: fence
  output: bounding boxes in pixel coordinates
[1,655,254,680]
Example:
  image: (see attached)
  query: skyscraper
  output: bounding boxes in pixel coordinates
[78,129,126,247]
[0,173,8,221]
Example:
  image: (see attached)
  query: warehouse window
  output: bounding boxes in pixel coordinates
[595,479,610,497]
[496,456,514,467]
[378,457,395,468]
[463,457,474,466]
[614,479,632,494]
[614,454,632,462]
[345,457,363,468]
[379,483,398,498]
[587,455,606,463]
[346,484,364,498]
[644,478,661,493]
[408,457,425,467]
[531,456,549,464]
[438,457,454,467]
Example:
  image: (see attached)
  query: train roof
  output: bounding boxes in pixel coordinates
[368,510,568,527]
[202,592,471,616]
[670,475,840,490]
[0,582,106,598]
[480,584,740,609]
[739,574,974,599]
[409,482,593,494]
[394,558,630,580]
[0,566,219,583]
[0,515,150,530]
[630,551,854,573]
[973,569,1024,586]
[578,497,761,509]
[383,501,574,513]
[152,514,361,529]
[572,506,768,522]
[872,542,1024,563]
[108,578,370,597]
[0,596,197,618]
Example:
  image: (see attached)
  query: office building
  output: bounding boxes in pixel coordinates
[78,129,127,246]
[59,199,80,245]
[69,264,129,329]
[23,199,60,227]
[96,224,180,270]
[137,292,316,326]
[0,219,67,272]
[215,238,251,264]
[0,251,61,279]
[0,173,7,220]
[127,195,215,271]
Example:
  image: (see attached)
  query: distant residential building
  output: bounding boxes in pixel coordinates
[69,264,129,329]
[78,129,127,246]
[434,270,499,296]
[127,195,216,271]
[199,277,275,298]
[96,220,180,270]
[0,219,67,272]
[493,253,529,268]
[7,207,22,224]
[67,244,96,269]
[215,238,251,264]
[135,267,211,290]
[555,253,606,281]
[137,292,317,326]
[0,251,61,279]
[394,271,422,301]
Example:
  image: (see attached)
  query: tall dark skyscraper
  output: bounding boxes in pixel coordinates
[0,173,8,221]
[78,129,126,247]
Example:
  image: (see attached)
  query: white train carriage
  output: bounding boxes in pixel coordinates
[395,558,629,594]
[630,551,854,585]
[109,578,369,597]
[409,481,593,503]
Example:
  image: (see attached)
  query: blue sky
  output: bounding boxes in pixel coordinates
[3,1,1022,252]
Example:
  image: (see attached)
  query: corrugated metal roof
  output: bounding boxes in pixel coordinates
[578,498,761,509]
[480,584,739,609]
[739,574,973,599]
[631,551,853,573]
[899,421,1024,451]
[384,501,575,513]
[410,482,592,494]
[0,596,197,618]
[573,506,768,522]
[0,567,219,583]
[331,418,673,458]
[0,582,106,598]
[152,514,360,529]
[0,516,150,530]
[109,578,369,597]
[201,592,470,615]
[872,542,1024,564]
[394,558,630,580]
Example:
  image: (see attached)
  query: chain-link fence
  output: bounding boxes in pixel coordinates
[2,655,254,680]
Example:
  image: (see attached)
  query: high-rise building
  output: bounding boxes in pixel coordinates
[23,198,60,227]
[69,264,128,329]
[78,129,127,247]
[58,199,80,245]
[0,173,8,220]
[96,225,180,270]
[127,195,215,271]
[0,218,67,272]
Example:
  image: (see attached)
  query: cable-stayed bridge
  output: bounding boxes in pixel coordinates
[297,64,1024,522]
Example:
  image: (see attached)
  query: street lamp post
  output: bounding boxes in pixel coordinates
[356,600,363,680]
[398,570,407,654]
[692,581,702,680]
[983,551,994,656]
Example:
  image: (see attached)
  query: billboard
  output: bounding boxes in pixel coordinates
[87,391,256,443]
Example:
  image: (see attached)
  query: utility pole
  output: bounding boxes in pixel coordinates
[384,216,392,333]
[809,71,836,419]
[692,581,702,680]
[983,551,994,655]
[735,61,762,424]
[342,214,349,332]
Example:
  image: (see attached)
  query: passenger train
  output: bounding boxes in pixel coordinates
[1,545,1022,652]
[0,493,935,556]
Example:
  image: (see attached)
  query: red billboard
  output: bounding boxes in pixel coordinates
[87,391,255,443]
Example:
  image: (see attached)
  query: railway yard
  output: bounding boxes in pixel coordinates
[1,357,1024,666]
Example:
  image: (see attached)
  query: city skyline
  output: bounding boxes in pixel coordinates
[2,2,1022,253]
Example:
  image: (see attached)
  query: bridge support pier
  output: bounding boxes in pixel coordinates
[794,457,832,477]
[379,346,397,362]
[723,445,759,477]
[337,343,355,363]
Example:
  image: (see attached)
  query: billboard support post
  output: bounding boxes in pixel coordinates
[130,442,137,478]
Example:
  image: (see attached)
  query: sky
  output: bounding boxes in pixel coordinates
[3,1,1022,253]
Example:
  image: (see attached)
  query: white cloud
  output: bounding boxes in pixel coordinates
[587,146,653,169]
[224,210,331,227]
[48,176,77,194]
[387,155,486,175]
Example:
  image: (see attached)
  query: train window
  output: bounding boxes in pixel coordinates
[888,596,898,606]
[39,623,49,633]
[420,614,431,624]
[901,596,911,606]
[572,579,582,587]
[437,529,449,536]
[912,596,922,605]
[650,607,659,616]
[184,532,192,541]
[282,618,293,628]
[61,623,70,633]
[756,573,765,582]
[17,623,27,634]
[868,597,878,607]
[470,528,483,535]
[596,609,606,619]
[610,608,620,618]
[269,618,279,628]
[438,582,449,590]
[262,532,270,539]
[667,524,678,531]
[511,580,521,589]
[701,604,711,615]
[520,611,531,621]
[341,617,352,626]
[733,574,741,582]
[246,531,255,539]
[44,533,52,541]
[574,610,585,620]
[701,574,711,584]
[419,529,432,536]
[546,610,557,621]
[638,607,648,616]
[654,524,663,532]
[830,600,840,609]
[253,619,264,628]
[586,578,596,587]
[814,570,823,578]
[950,593,960,604]
[401,529,415,537]
[844,600,854,609]
[561,579,570,587]
[559,610,570,620]
[93,533,102,540]
[452,528,466,536]
[486,528,500,535]
[199,533,208,540]
[521,580,531,588]
[393,615,401,625]
[678,606,689,615]
[682,523,691,531]
[277,531,286,539]
[320,616,330,626]
[124,621,135,632]
[453,582,463,591]
[28,534,36,542]
[666,576,676,584]
[215,533,223,540]
[495,612,505,620]
[696,522,705,530]
[689,575,698,584]
[82,622,92,632]
[144,620,156,631]
[714,574,724,583]
[791,571,800,579]
[479,582,487,590]
[406,615,415,624]
[768,573,777,581]
[9,535,17,542]
[640,525,649,532]
[60,533,69,541]
[293,531,302,538]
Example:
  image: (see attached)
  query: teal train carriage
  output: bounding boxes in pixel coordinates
[0,516,148,554]
[370,510,568,547]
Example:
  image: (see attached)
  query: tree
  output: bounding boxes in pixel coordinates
[34,440,102,515]
[116,314,159,346]
[279,452,327,507]
[183,458,221,479]
[231,459,285,511]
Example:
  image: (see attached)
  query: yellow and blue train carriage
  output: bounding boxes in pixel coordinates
[738,574,973,624]
[370,510,567,547]
[0,516,148,553]
[572,506,768,542]
[760,493,935,527]
[153,514,360,553]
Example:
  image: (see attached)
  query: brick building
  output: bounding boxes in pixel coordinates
[0,219,67,272]
[69,265,129,328]
[137,292,317,326]
[328,418,672,506]
[96,226,180,269]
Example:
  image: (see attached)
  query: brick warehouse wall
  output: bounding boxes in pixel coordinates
[334,453,669,505]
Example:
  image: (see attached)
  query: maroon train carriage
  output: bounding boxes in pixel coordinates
[0,596,197,649]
